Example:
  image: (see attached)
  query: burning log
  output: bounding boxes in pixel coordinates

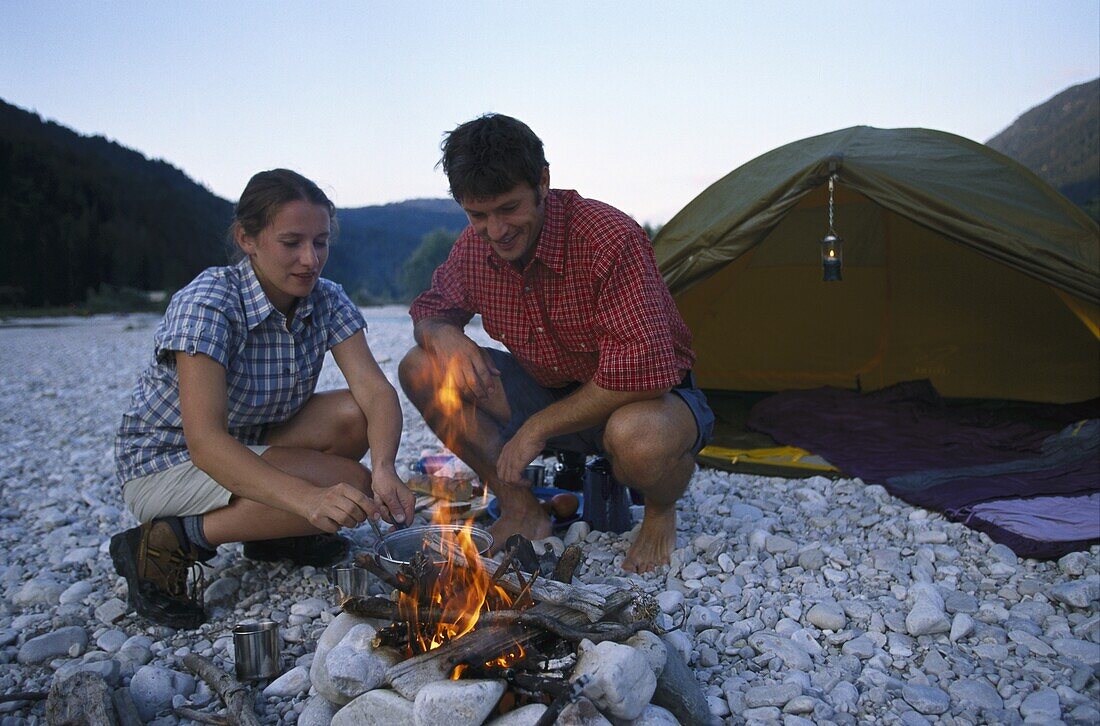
[449,550,607,622]
[475,611,654,644]
[385,591,635,700]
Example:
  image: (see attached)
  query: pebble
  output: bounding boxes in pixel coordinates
[806,602,846,631]
[906,598,950,636]
[263,665,311,698]
[129,665,197,721]
[1050,579,1099,609]
[901,684,949,715]
[1057,551,1089,577]
[948,678,1004,712]
[16,625,87,665]
[1019,687,1061,721]
[1,315,1098,725]
[744,681,801,708]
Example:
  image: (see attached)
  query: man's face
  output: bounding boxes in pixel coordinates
[460,168,550,268]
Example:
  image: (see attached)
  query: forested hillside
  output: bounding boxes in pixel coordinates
[0,99,232,307]
[0,99,468,308]
[987,78,1099,220]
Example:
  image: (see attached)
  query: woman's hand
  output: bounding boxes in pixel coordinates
[300,482,379,533]
[371,468,416,526]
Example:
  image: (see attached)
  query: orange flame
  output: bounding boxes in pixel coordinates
[398,355,526,668]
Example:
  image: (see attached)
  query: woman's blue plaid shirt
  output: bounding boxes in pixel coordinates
[115,258,366,484]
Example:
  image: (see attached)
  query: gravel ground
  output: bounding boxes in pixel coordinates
[0,309,1097,725]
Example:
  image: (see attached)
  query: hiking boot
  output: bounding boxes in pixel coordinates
[109,518,208,629]
[243,533,350,567]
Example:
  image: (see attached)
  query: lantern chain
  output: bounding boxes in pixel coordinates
[828,174,837,236]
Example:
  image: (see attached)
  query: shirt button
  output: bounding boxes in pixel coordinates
[524,286,531,293]
[536,326,544,333]
[552,366,559,371]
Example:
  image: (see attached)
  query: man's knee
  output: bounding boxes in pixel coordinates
[604,398,694,466]
[398,346,434,400]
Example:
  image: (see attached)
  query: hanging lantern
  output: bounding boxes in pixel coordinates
[821,175,843,282]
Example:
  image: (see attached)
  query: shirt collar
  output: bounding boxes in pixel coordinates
[238,257,275,330]
[533,189,566,276]
[236,257,315,330]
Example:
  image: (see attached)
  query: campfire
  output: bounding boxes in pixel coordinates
[323,356,685,723]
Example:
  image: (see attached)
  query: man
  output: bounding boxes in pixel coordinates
[400,114,713,572]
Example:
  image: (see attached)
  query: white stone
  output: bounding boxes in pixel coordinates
[129,665,197,721]
[950,613,975,642]
[332,689,414,726]
[656,590,684,614]
[806,602,846,631]
[94,598,128,625]
[58,581,94,605]
[906,598,950,636]
[1020,687,1061,722]
[263,665,310,698]
[297,694,339,726]
[573,639,657,720]
[309,612,375,701]
[486,703,549,725]
[633,704,681,725]
[291,597,330,618]
[413,679,505,726]
[625,630,667,677]
[563,521,591,547]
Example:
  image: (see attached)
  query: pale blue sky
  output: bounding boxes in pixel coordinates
[2,1,1097,224]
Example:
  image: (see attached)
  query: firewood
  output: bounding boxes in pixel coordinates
[182,654,262,726]
[450,551,607,621]
[386,590,634,700]
[552,543,583,583]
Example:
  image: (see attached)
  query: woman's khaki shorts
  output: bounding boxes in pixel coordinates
[122,445,269,523]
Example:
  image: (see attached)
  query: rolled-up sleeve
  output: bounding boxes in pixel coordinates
[592,234,685,391]
[155,295,233,369]
[325,284,368,348]
[409,236,476,329]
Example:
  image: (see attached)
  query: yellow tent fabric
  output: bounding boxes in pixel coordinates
[655,127,1100,403]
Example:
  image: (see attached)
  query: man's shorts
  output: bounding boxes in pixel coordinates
[486,348,715,456]
[121,445,269,523]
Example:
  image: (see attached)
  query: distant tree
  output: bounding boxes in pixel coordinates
[642,222,664,241]
[401,228,459,301]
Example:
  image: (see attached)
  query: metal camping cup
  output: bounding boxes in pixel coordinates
[233,621,280,681]
[522,463,546,487]
[329,564,371,602]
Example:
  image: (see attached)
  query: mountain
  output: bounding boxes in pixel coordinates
[328,199,467,303]
[986,78,1099,220]
[0,98,468,308]
[0,99,233,307]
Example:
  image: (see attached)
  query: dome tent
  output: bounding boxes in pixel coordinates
[654,126,1099,404]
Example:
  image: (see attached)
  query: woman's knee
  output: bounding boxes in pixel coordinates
[329,390,369,459]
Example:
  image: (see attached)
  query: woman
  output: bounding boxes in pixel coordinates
[111,169,414,628]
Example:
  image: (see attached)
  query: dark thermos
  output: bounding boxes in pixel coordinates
[582,457,632,534]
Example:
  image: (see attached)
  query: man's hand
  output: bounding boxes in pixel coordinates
[496,424,546,485]
[422,323,500,401]
[371,468,415,526]
[300,483,378,533]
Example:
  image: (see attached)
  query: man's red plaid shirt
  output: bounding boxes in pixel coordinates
[410,189,695,391]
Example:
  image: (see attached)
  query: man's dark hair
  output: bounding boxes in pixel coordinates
[440,114,548,202]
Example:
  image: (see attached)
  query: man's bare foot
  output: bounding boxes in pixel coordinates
[487,486,552,551]
[623,504,677,573]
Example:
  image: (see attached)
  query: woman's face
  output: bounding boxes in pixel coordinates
[237,200,331,315]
